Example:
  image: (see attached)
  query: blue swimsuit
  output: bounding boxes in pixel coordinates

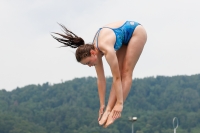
[93,21,140,51]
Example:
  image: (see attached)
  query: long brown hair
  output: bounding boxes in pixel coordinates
[51,23,95,62]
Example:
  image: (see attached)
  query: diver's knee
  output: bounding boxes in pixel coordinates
[121,70,132,79]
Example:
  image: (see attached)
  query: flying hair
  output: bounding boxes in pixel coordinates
[51,23,85,48]
[52,23,95,62]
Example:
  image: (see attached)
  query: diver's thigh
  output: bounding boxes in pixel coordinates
[116,45,127,71]
[123,26,147,73]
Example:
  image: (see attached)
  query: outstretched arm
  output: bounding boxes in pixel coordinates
[95,58,106,116]
[103,47,123,105]
[97,46,123,127]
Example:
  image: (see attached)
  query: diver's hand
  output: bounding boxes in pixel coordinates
[112,103,123,120]
[103,103,123,128]
[98,105,105,121]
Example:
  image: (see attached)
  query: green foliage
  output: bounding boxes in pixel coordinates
[0,74,200,133]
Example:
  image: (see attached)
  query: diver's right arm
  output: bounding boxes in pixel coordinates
[95,58,106,120]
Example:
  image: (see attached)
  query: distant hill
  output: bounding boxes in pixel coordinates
[0,74,200,133]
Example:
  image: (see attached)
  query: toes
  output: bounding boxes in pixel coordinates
[99,111,110,125]
[104,117,114,128]
[104,110,121,128]
[100,108,122,128]
[104,119,114,128]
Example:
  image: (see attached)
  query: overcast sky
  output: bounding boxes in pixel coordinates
[0,0,199,91]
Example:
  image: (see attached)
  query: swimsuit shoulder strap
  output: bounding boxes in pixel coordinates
[92,28,102,51]
[92,27,113,51]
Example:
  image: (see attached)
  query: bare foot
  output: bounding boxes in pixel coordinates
[104,109,121,128]
[99,110,110,125]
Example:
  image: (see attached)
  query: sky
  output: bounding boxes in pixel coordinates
[0,0,200,91]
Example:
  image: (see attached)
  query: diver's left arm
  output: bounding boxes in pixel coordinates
[103,48,123,105]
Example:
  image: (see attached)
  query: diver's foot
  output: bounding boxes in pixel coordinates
[103,109,121,128]
[99,110,110,126]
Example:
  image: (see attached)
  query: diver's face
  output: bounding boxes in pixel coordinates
[80,50,98,67]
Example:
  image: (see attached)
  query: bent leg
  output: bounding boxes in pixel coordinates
[104,25,147,127]
[121,25,147,101]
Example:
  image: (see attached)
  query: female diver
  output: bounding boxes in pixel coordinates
[52,20,147,127]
